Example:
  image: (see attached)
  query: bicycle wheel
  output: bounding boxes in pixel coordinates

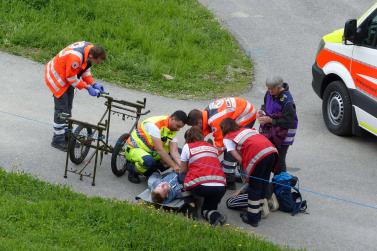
[69,126,93,164]
[111,133,130,177]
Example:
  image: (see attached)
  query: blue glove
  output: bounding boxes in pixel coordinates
[92,83,105,92]
[87,85,100,97]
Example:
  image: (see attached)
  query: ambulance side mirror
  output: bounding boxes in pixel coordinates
[344,19,357,45]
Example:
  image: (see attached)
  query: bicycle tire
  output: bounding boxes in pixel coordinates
[111,133,130,177]
[69,126,93,164]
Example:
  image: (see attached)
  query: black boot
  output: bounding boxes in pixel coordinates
[127,163,140,184]
[225,174,236,190]
[51,135,67,152]
[235,167,243,183]
[204,210,227,226]
[240,212,259,227]
[211,211,227,226]
[208,210,226,226]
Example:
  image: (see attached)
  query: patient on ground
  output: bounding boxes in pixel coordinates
[148,172,182,204]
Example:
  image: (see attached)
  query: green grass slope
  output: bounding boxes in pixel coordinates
[0,0,252,99]
[0,169,290,251]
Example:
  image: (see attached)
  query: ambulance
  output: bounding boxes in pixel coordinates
[312,3,377,136]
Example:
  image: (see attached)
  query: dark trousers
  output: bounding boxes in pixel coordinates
[190,185,226,215]
[247,154,276,223]
[277,145,289,173]
[226,183,274,210]
[142,160,167,177]
[223,150,238,183]
[53,86,74,141]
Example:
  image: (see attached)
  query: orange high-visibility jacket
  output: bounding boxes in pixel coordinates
[45,41,95,98]
[202,97,257,150]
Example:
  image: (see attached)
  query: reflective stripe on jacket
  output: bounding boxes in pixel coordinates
[44,41,95,98]
[127,116,177,153]
[203,97,257,149]
[224,128,278,176]
[183,142,226,190]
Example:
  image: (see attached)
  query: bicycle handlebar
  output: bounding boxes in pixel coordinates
[98,92,147,110]
[139,110,151,116]
[99,91,110,96]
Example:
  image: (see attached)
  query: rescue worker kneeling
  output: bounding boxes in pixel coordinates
[180,127,227,226]
[220,118,278,227]
[125,111,187,183]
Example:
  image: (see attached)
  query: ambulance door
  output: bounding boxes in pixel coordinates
[350,10,377,133]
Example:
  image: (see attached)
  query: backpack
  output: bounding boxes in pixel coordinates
[272,172,307,216]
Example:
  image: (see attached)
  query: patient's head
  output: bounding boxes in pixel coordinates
[151,182,170,203]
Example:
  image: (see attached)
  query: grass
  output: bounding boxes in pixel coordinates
[0,168,290,251]
[0,0,252,99]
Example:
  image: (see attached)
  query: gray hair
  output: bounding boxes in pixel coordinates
[266,76,284,88]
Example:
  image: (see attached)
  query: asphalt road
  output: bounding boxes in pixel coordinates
[1,1,377,250]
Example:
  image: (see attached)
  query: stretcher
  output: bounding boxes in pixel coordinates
[135,189,192,209]
[135,189,200,219]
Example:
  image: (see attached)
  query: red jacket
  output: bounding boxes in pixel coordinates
[183,142,226,190]
[202,97,256,150]
[224,128,278,177]
[45,41,95,98]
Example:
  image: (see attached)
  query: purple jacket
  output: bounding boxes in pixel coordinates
[260,83,298,146]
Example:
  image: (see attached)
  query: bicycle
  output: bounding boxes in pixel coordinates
[63,92,150,185]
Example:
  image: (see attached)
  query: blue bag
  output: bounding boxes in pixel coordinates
[272,172,307,216]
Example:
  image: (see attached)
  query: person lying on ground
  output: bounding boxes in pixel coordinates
[124,110,187,183]
[148,172,182,204]
[220,118,278,227]
[179,126,227,226]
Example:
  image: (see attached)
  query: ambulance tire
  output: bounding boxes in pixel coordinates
[69,126,93,164]
[111,133,130,177]
[322,81,352,136]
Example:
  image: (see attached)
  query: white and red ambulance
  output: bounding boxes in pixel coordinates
[312,3,377,136]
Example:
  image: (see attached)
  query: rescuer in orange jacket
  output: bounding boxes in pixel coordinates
[45,41,106,151]
[187,97,257,190]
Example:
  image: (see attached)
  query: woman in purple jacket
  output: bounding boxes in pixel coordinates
[258,76,298,173]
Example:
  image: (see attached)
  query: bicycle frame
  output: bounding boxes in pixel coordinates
[63,93,150,186]
[96,94,149,153]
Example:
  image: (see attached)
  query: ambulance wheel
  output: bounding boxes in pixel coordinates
[111,133,130,177]
[69,126,93,164]
[322,81,352,136]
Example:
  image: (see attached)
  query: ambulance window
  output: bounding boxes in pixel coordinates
[358,11,377,48]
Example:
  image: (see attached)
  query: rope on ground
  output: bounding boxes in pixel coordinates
[204,160,377,212]
[2,109,377,212]
[0,109,109,141]
[0,109,52,126]
[248,175,377,212]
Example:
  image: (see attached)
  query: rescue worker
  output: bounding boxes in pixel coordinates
[180,126,227,226]
[187,97,257,189]
[258,76,298,173]
[125,111,187,183]
[45,41,106,151]
[220,118,278,227]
